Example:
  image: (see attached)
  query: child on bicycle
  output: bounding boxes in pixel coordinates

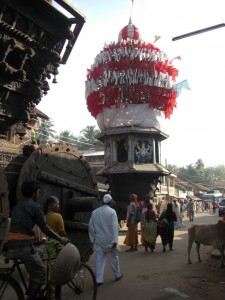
[6,180,69,300]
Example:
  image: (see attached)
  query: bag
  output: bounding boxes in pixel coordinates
[135,206,142,223]
[157,218,169,228]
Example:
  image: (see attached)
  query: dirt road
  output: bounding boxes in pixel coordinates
[84,211,225,300]
[1,211,225,299]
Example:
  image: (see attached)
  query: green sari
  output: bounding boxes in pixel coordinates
[144,221,157,244]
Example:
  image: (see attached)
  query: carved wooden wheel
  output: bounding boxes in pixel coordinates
[17,142,100,262]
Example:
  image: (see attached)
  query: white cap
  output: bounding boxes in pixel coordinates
[103,194,112,204]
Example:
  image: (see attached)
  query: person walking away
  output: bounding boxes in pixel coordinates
[142,203,157,252]
[158,197,168,215]
[140,195,157,245]
[186,198,195,221]
[212,199,217,214]
[179,200,185,227]
[140,195,150,245]
[88,194,123,286]
[158,203,177,252]
[173,199,181,229]
[44,196,67,299]
[6,180,69,300]
[124,194,139,252]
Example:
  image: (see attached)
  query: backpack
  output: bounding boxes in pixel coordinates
[135,206,142,223]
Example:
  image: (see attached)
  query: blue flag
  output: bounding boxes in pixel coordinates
[176,79,191,97]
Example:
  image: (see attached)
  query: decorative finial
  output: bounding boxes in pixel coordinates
[130,0,134,20]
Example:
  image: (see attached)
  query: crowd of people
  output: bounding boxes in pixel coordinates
[122,194,179,253]
[122,194,219,254]
[87,192,220,287]
[4,179,221,295]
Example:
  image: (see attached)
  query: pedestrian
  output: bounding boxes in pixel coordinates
[142,203,157,252]
[179,200,186,227]
[88,194,123,286]
[6,180,69,300]
[158,203,177,252]
[158,196,168,215]
[44,195,67,299]
[201,201,205,212]
[123,194,139,252]
[140,195,150,245]
[185,198,195,221]
[173,199,181,229]
[212,199,217,214]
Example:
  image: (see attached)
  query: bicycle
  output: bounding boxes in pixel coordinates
[0,241,97,300]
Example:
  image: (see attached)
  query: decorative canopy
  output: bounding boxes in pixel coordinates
[85,19,178,120]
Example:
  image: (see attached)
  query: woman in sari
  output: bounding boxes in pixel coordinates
[142,203,157,252]
[124,194,139,252]
[140,195,158,245]
[44,196,67,299]
[158,203,177,252]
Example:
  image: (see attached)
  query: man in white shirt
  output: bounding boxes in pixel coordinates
[88,194,123,285]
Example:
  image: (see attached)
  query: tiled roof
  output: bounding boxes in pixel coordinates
[96,161,170,175]
[175,177,210,192]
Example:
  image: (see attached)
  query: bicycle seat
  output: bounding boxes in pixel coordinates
[3,247,22,263]
[3,255,21,264]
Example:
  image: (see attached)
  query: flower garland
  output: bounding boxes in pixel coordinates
[85,39,178,119]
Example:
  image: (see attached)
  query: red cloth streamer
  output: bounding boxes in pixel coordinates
[85,40,179,119]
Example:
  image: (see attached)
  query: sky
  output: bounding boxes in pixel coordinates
[37,0,225,168]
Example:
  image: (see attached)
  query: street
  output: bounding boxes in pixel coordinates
[66,210,225,300]
[1,211,225,300]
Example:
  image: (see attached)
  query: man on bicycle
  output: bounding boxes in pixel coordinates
[6,180,69,300]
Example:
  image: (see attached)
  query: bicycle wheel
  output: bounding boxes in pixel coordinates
[0,275,24,300]
[67,263,97,300]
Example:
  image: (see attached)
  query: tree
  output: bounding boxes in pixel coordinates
[37,119,56,145]
[58,130,76,144]
[194,159,205,177]
[212,165,225,181]
[167,164,179,175]
[79,125,102,150]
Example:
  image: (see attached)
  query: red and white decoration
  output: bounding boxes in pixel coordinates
[85,20,179,131]
[118,18,141,41]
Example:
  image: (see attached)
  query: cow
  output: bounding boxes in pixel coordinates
[188,220,225,267]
